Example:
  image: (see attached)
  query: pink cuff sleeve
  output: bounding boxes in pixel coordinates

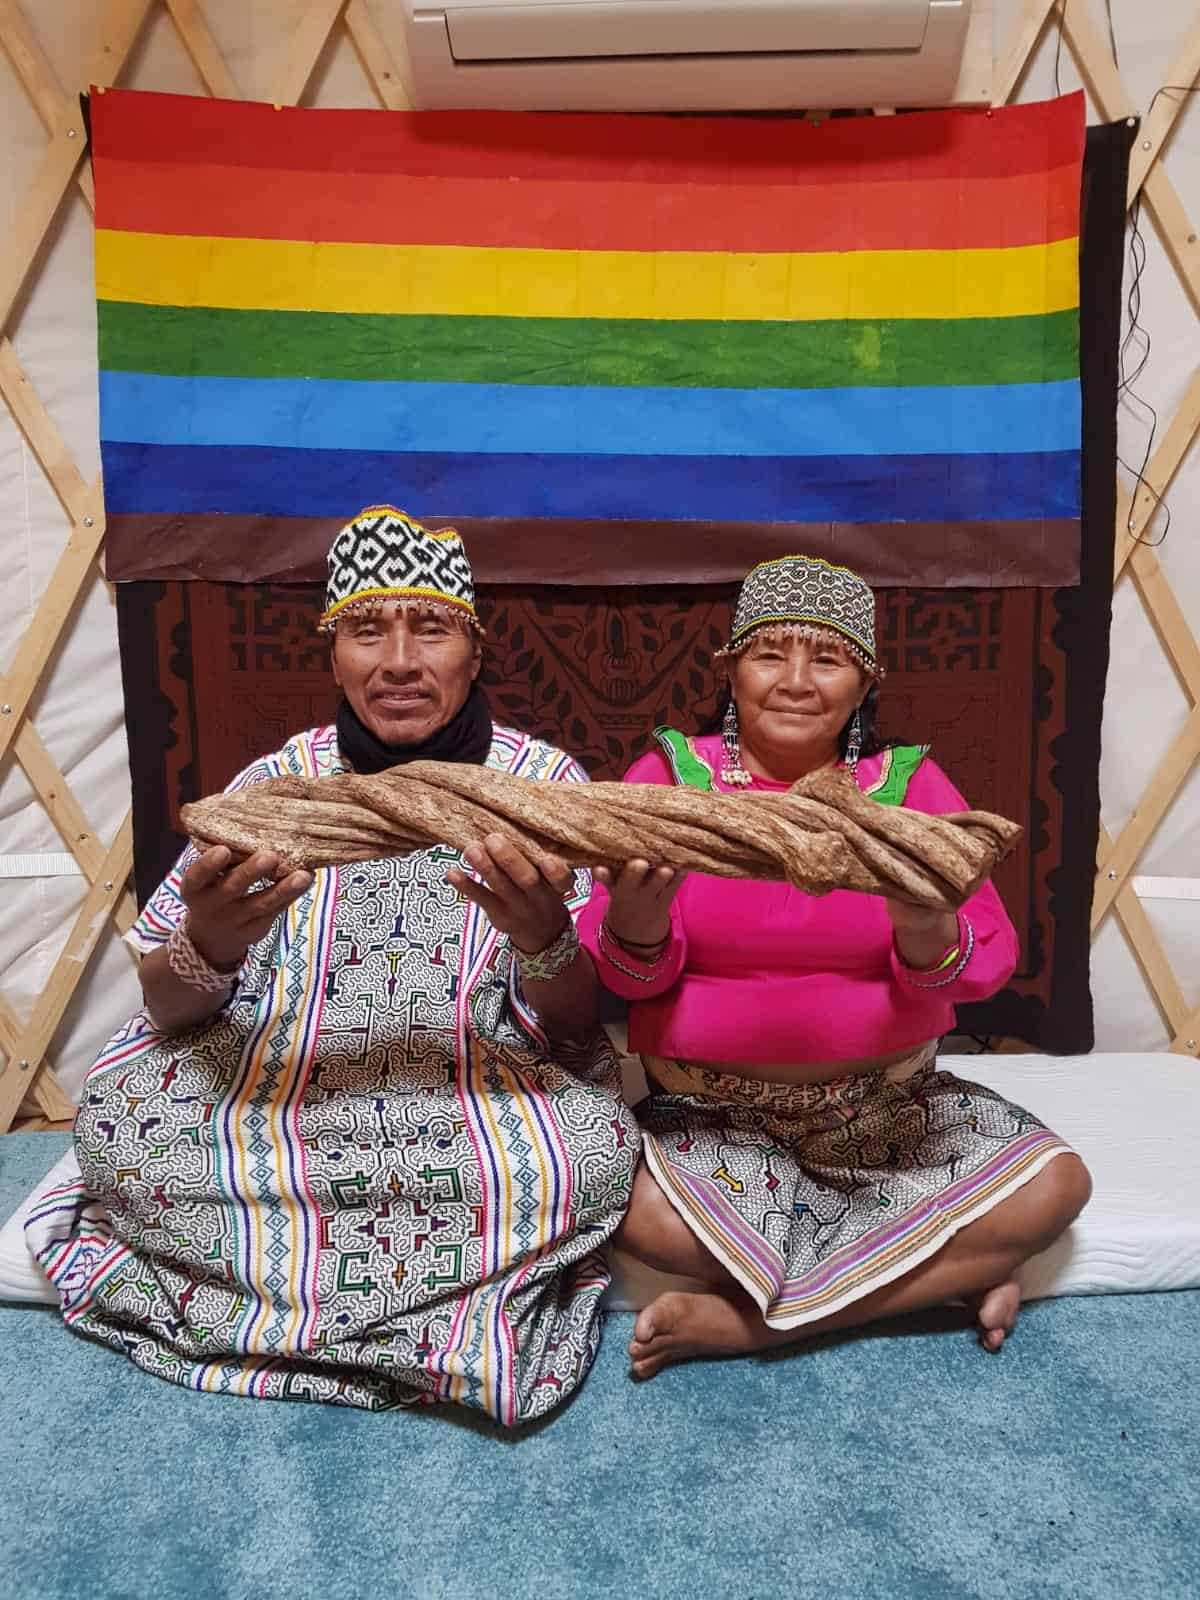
[890,890,1018,1005]
[577,885,687,999]
[892,761,1020,1005]
[891,912,975,992]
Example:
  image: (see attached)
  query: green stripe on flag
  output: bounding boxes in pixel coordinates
[99,302,1079,391]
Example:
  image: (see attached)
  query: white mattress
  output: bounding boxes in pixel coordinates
[3,1054,1198,1309]
[0,1147,78,1304]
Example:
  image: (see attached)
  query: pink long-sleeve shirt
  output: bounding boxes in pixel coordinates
[578,737,1018,1066]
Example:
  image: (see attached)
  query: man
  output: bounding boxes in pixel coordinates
[27,507,638,1425]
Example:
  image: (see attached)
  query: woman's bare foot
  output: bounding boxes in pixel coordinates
[970,1278,1022,1352]
[629,1274,1023,1378]
[627,1290,790,1379]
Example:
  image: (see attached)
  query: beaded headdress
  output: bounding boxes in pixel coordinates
[317,506,481,634]
[717,554,879,677]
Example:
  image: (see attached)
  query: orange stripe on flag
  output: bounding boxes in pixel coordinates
[93,159,1083,255]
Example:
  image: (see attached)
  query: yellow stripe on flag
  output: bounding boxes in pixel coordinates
[96,229,1079,323]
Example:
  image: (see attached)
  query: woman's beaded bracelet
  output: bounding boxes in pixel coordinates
[597,920,669,983]
[900,918,975,988]
[910,938,962,977]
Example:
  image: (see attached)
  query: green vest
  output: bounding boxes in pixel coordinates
[651,727,929,807]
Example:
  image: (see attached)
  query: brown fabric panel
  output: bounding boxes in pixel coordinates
[104,513,1081,589]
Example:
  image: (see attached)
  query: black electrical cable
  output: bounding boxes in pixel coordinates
[1050,1,1198,548]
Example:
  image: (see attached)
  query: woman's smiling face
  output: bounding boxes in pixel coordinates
[730,630,869,779]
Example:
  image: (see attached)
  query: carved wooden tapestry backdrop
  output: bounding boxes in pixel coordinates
[116,572,1082,1051]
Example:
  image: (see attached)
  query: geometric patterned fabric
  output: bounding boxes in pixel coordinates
[317,504,479,632]
[25,720,637,1423]
[641,1053,1070,1327]
[724,554,879,673]
[115,571,1105,1052]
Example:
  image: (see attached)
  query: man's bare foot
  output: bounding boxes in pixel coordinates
[970,1278,1021,1352]
[627,1290,789,1379]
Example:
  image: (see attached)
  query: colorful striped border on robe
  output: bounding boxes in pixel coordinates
[91,88,1085,588]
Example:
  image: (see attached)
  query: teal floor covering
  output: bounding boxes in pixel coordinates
[2,1133,1196,1600]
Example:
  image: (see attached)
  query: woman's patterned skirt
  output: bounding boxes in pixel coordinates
[639,1047,1073,1328]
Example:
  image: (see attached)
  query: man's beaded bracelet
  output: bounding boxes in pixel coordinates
[514,921,581,983]
[165,918,238,995]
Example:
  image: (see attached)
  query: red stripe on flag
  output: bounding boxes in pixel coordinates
[90,88,1086,187]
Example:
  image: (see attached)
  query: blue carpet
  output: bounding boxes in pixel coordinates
[2,1133,1197,1600]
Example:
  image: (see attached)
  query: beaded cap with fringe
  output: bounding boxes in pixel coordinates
[317,506,481,634]
[718,555,879,676]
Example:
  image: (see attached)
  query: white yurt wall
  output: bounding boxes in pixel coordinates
[0,0,1196,1121]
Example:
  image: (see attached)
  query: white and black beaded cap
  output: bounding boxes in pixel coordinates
[721,554,879,676]
[317,505,480,633]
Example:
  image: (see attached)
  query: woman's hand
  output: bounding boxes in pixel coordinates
[448,833,575,953]
[886,900,961,972]
[593,860,687,950]
[183,846,313,970]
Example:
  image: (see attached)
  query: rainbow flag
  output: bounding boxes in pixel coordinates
[93,89,1084,588]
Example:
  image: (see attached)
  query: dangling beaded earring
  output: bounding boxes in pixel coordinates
[720,699,753,787]
[844,707,863,777]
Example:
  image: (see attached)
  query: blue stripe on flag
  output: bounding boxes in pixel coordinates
[99,372,1080,459]
[101,441,1081,522]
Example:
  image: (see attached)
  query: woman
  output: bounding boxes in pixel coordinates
[578,554,1090,1379]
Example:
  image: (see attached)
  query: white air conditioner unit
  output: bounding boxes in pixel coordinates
[400,0,989,112]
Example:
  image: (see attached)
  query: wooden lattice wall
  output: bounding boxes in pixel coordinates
[1,0,1197,1132]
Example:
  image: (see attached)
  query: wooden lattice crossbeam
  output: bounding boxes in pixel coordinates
[0,1,1197,1134]
[0,0,376,1129]
[0,0,162,1128]
[994,2,1200,1053]
[163,0,239,98]
[1116,367,1200,568]
[0,817,134,1130]
[0,996,75,1122]
[1059,4,1200,314]
[344,0,413,108]
[15,721,139,942]
[1126,22,1200,198]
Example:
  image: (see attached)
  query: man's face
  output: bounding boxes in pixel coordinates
[331,600,481,745]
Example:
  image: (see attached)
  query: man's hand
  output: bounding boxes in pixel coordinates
[447,833,575,954]
[182,846,313,970]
